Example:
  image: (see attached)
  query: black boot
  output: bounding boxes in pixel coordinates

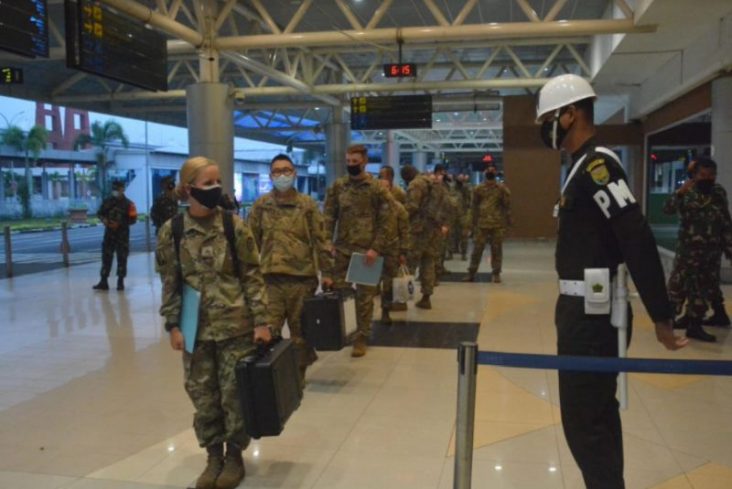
[673,315,690,330]
[686,322,716,343]
[703,302,731,327]
[195,443,224,489]
[92,277,109,291]
[117,277,125,291]
[381,308,392,325]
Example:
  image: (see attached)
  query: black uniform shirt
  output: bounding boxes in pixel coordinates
[556,138,672,323]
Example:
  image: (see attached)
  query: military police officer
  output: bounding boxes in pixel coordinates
[93,180,137,291]
[324,145,396,357]
[537,74,687,489]
[248,154,334,378]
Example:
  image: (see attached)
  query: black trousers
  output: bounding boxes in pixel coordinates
[555,295,632,489]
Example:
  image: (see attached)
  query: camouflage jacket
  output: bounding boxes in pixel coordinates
[404,175,448,239]
[472,181,511,230]
[156,209,269,340]
[663,184,732,251]
[248,190,334,279]
[98,195,136,231]
[384,192,410,257]
[150,193,178,229]
[323,175,396,255]
[391,185,407,205]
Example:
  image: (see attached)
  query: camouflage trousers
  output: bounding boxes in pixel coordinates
[380,254,400,310]
[437,235,449,275]
[100,230,130,278]
[183,334,255,448]
[408,235,438,296]
[450,219,468,256]
[265,274,319,368]
[334,251,377,338]
[668,247,722,320]
[469,227,504,275]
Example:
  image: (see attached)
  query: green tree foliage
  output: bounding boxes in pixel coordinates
[1,124,49,218]
[74,120,129,197]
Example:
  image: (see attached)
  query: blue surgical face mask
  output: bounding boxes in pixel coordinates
[273,175,295,192]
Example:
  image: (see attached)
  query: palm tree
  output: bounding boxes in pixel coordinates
[74,120,129,197]
[1,124,49,217]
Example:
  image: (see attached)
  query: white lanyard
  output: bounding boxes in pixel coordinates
[554,154,588,218]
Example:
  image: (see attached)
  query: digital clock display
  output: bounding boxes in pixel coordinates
[383,63,417,78]
[1,67,24,84]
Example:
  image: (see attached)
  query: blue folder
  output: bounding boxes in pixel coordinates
[181,284,201,353]
[345,253,384,286]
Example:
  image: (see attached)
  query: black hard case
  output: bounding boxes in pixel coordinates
[235,338,302,439]
[301,291,350,351]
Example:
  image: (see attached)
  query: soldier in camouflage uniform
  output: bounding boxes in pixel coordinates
[453,174,473,260]
[433,165,458,277]
[377,165,410,323]
[324,145,396,357]
[150,176,178,236]
[93,180,137,291]
[664,157,732,342]
[156,157,271,489]
[248,154,334,379]
[464,165,511,283]
[400,165,448,310]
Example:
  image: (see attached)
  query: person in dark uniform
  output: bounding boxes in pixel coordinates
[93,180,137,291]
[150,176,178,235]
[536,74,688,489]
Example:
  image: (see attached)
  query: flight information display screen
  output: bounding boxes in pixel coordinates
[1,67,24,84]
[65,0,168,91]
[350,95,433,130]
[0,0,49,58]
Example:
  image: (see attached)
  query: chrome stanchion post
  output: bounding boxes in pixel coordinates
[3,226,12,278]
[611,264,629,410]
[60,221,70,267]
[145,215,152,253]
[454,342,478,489]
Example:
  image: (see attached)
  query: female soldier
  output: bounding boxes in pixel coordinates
[156,156,270,489]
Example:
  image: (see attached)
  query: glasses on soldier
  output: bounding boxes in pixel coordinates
[271,168,295,177]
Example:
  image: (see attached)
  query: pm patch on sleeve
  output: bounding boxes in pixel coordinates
[592,179,637,219]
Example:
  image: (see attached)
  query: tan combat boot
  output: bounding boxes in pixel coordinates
[461,273,475,283]
[351,336,367,357]
[492,273,502,284]
[415,294,432,309]
[195,443,224,489]
[215,443,245,489]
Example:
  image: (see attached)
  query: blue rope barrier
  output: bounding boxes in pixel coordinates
[477,351,732,376]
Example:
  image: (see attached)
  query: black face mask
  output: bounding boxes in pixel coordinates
[540,110,570,150]
[167,182,175,191]
[346,164,362,177]
[485,172,496,180]
[696,180,715,194]
[190,185,223,209]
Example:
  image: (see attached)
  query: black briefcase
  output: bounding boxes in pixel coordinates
[235,338,302,439]
[301,290,357,351]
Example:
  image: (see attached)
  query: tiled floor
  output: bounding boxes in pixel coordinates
[1,241,731,488]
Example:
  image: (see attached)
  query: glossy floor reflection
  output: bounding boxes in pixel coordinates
[1,242,731,489]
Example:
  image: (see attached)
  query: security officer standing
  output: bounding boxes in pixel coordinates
[150,176,178,236]
[93,180,137,291]
[248,154,334,379]
[324,145,396,357]
[464,164,511,283]
[537,74,688,489]
[664,157,732,342]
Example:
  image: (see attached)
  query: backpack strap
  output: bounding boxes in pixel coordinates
[222,211,242,281]
[171,213,184,294]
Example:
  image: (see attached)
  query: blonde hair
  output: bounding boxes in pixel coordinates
[175,156,218,200]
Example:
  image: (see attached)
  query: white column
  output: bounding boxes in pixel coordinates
[325,107,349,184]
[413,151,427,172]
[186,83,234,195]
[383,130,400,171]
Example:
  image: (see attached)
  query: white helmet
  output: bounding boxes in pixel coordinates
[536,74,596,123]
